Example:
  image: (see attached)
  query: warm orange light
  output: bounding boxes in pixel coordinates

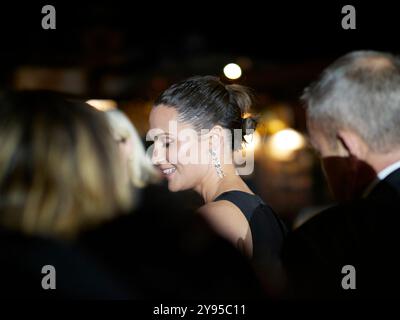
[243,131,261,152]
[266,129,305,161]
[86,99,117,111]
[266,118,287,134]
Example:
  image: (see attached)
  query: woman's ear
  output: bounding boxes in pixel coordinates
[208,125,224,150]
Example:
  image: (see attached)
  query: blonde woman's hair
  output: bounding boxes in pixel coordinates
[0,91,133,239]
[105,109,159,188]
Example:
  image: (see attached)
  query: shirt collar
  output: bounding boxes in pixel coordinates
[362,160,400,198]
[377,160,400,180]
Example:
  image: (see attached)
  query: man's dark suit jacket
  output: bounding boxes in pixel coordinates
[282,168,400,299]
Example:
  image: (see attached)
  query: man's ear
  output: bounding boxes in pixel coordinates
[337,129,368,159]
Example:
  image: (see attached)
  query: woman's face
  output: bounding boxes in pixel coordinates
[112,130,133,184]
[149,105,211,192]
[116,135,133,164]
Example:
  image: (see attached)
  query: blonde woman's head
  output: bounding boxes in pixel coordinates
[0,91,133,239]
[105,109,159,188]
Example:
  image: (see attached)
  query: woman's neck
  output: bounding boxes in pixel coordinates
[194,164,253,204]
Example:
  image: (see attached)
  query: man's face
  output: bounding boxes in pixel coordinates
[307,119,376,202]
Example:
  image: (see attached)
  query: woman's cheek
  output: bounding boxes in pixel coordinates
[167,143,179,165]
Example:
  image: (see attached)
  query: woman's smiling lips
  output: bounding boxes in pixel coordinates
[159,166,177,178]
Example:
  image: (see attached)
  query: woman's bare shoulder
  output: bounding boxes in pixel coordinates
[198,200,245,221]
[198,200,252,256]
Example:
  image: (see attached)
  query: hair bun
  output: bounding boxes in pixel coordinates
[225,84,253,114]
[242,116,257,132]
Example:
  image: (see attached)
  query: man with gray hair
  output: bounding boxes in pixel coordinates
[282,51,400,299]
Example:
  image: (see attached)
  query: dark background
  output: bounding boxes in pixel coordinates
[1,2,397,98]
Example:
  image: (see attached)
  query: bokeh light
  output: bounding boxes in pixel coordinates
[266,129,306,161]
[223,63,242,80]
[86,99,117,111]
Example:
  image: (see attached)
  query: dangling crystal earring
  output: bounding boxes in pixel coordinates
[210,149,225,178]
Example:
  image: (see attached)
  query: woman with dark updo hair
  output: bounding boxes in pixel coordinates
[149,76,287,267]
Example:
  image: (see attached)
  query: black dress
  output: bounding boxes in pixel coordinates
[213,190,287,268]
[79,184,267,299]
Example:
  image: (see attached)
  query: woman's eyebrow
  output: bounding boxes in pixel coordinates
[154,132,171,140]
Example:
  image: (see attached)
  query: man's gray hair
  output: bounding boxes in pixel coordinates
[302,50,400,152]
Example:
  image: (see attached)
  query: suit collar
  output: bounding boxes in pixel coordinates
[367,167,400,200]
